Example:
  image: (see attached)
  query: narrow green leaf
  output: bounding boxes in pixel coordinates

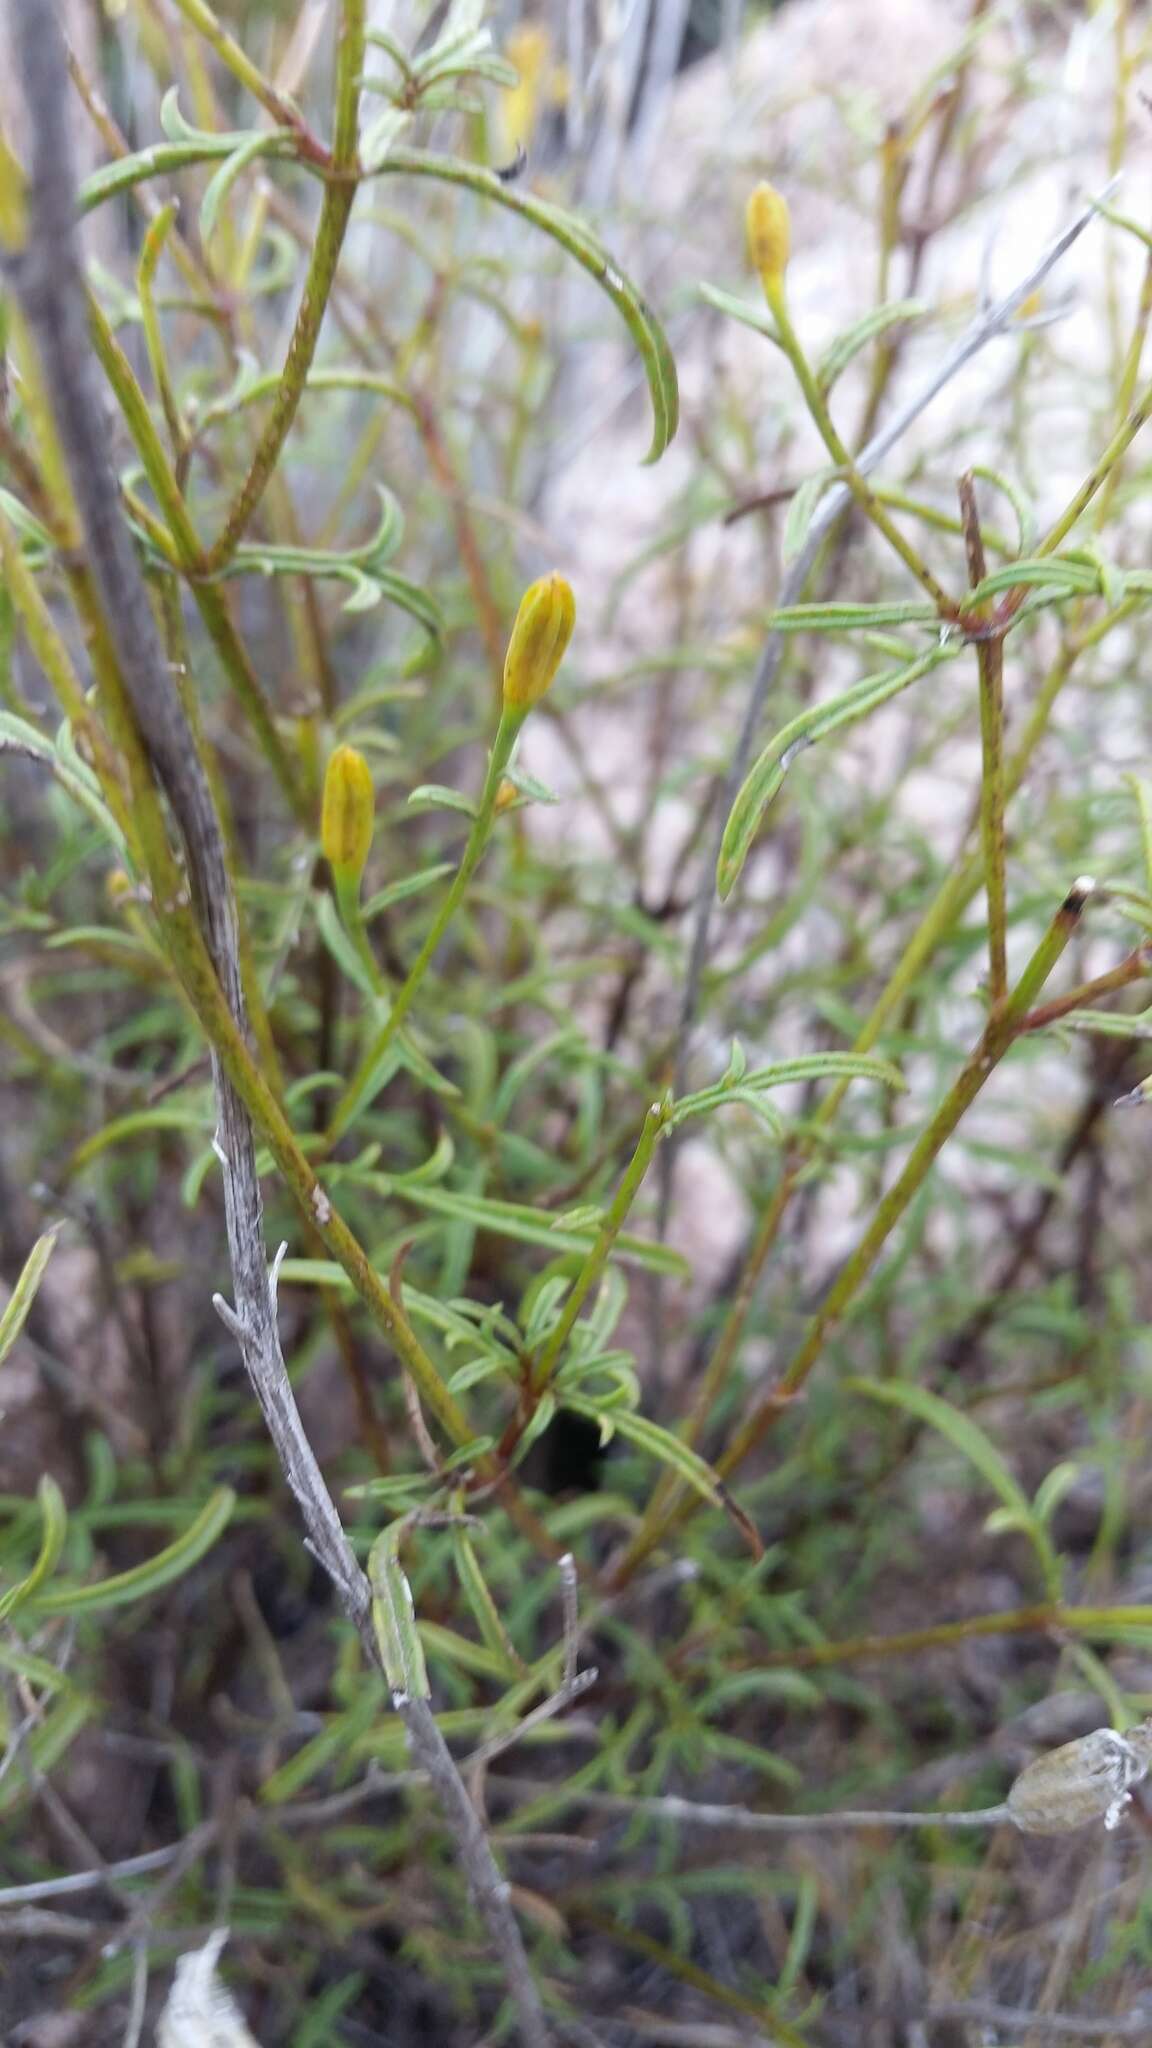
[406,784,479,818]
[0,1229,60,1366]
[816,299,927,395]
[561,1393,725,1510]
[0,1693,92,1816]
[315,890,379,1001]
[80,142,251,214]
[969,463,1036,556]
[755,600,938,633]
[969,558,1099,602]
[368,1525,430,1699]
[450,1521,525,1676]
[847,1378,1032,1517]
[30,1488,235,1615]
[782,468,838,565]
[200,130,297,244]
[0,1476,67,1620]
[70,1106,211,1171]
[718,646,954,898]
[0,1640,76,1693]
[847,1378,1059,1592]
[391,1184,688,1273]
[372,150,678,462]
[699,282,780,342]
[362,863,454,919]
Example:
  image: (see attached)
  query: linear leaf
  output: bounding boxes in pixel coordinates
[718,646,954,898]
[0,1228,60,1366]
[847,1378,1032,1520]
[200,130,298,244]
[0,1476,67,1620]
[699,282,780,342]
[561,1393,725,1509]
[29,1488,235,1615]
[847,1378,1059,1593]
[816,299,928,395]
[371,151,678,462]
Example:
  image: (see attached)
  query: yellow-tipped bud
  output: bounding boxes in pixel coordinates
[745,182,790,298]
[0,136,27,256]
[494,778,520,814]
[502,573,575,714]
[322,744,375,883]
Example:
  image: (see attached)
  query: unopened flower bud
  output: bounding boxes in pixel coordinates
[494,778,520,814]
[746,181,790,299]
[502,573,575,714]
[1007,1718,1152,1835]
[321,744,375,884]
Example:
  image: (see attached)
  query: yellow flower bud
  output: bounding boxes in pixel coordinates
[502,574,575,714]
[745,181,790,299]
[322,744,375,883]
[0,136,27,256]
[494,778,520,814]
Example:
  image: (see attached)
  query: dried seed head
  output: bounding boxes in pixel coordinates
[1007,1717,1152,1835]
[745,182,790,300]
[502,573,575,714]
[321,744,375,885]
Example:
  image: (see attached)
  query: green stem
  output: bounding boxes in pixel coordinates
[167,0,327,149]
[199,2,363,567]
[750,1601,1152,1671]
[614,879,1094,1586]
[82,623,477,1456]
[332,0,367,172]
[87,297,309,819]
[614,608,1128,1590]
[202,181,358,571]
[713,880,1092,1484]
[959,472,1007,1005]
[768,283,958,616]
[326,710,523,1144]
[530,1099,670,1396]
[1029,370,1152,564]
[136,203,185,460]
[1095,244,1152,532]
[335,869,385,996]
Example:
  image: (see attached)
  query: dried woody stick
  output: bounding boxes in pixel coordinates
[3,7,551,2042]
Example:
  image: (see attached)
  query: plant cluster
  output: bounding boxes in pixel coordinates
[3,0,1152,2042]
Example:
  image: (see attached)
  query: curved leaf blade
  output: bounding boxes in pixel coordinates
[0,1227,60,1366]
[718,645,954,899]
[30,1488,235,1615]
[374,150,678,462]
